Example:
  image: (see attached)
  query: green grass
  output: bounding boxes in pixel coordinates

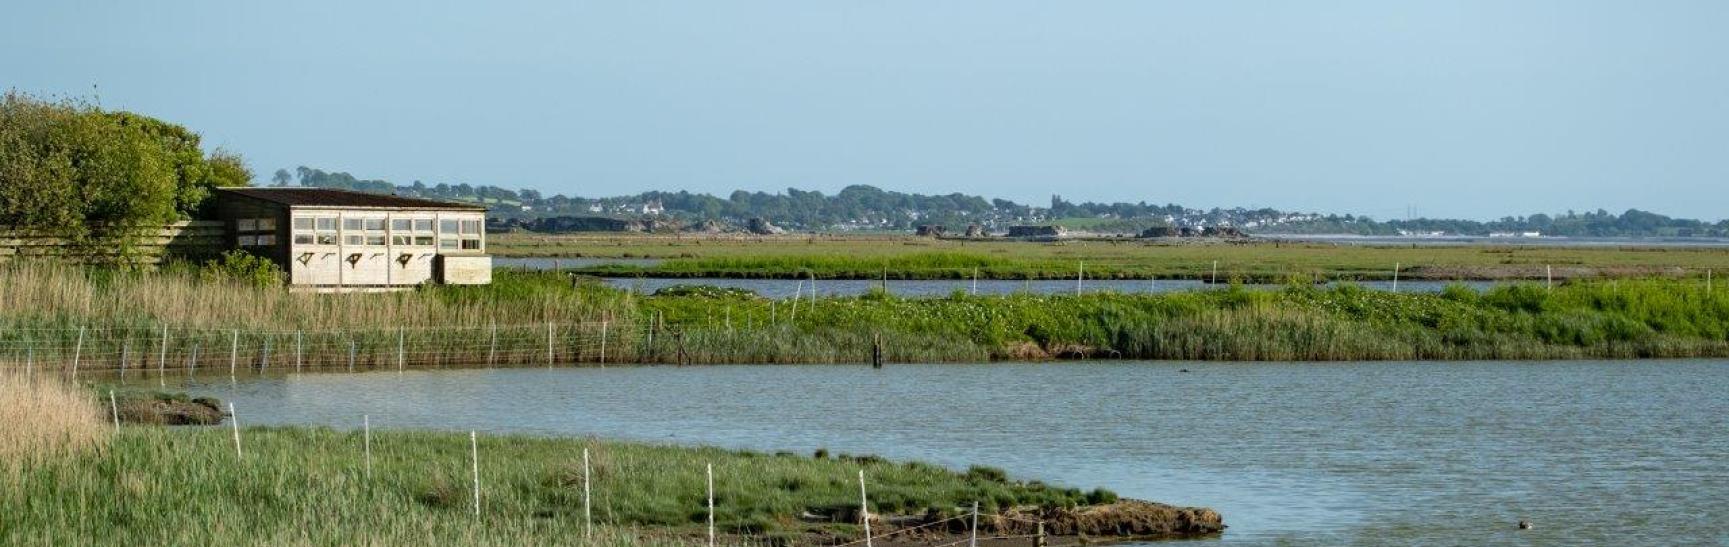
[1,426,1108,545]
[492,233,1729,281]
[4,263,1728,367]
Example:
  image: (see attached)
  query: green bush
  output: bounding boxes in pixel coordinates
[200,250,283,288]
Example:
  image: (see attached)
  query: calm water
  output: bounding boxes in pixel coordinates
[598,277,1495,299]
[190,360,1729,545]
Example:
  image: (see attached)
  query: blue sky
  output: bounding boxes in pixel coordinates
[4,1,1725,220]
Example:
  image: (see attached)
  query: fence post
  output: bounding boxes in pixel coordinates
[71,326,84,379]
[1392,262,1400,292]
[859,470,873,547]
[487,321,497,367]
[583,447,592,541]
[970,501,979,547]
[158,325,169,388]
[1546,265,1553,291]
[364,415,372,480]
[972,267,979,295]
[229,330,239,379]
[1211,260,1219,285]
[1077,261,1083,296]
[707,462,716,547]
[109,390,120,429]
[229,402,242,458]
[470,431,481,517]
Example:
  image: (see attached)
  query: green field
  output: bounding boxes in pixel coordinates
[491,234,1729,281]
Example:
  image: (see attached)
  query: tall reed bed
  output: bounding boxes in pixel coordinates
[3,261,1726,367]
[0,372,107,474]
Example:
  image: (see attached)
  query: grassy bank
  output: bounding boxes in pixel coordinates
[3,376,1219,545]
[493,233,1729,281]
[3,262,1727,368]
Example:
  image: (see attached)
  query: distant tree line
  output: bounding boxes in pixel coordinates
[0,91,251,248]
[281,163,1728,237]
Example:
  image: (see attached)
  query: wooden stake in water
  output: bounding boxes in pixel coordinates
[1211,260,1219,285]
[859,470,873,547]
[546,322,555,367]
[810,271,818,300]
[189,343,199,376]
[363,415,372,480]
[599,321,608,366]
[1392,262,1400,293]
[109,390,120,429]
[1077,261,1084,296]
[348,339,356,373]
[707,463,716,547]
[229,402,242,458]
[120,338,130,379]
[972,267,979,295]
[470,431,481,517]
[229,330,239,379]
[71,326,84,379]
[295,330,303,373]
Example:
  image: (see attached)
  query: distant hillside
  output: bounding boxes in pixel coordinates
[278,165,1729,237]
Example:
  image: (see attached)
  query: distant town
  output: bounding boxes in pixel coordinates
[283,165,1729,238]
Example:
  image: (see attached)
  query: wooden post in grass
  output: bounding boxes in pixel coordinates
[229,330,239,379]
[397,328,405,373]
[364,415,372,480]
[1546,265,1553,291]
[1036,521,1047,547]
[1211,260,1219,285]
[970,501,979,547]
[109,390,119,429]
[1392,262,1400,293]
[859,470,873,547]
[706,462,716,547]
[1077,261,1083,296]
[159,325,169,388]
[972,267,979,295]
[487,321,497,367]
[872,333,883,369]
[229,402,242,458]
[71,326,84,379]
[471,431,481,517]
[583,447,592,541]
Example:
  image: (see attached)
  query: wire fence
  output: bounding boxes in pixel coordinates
[0,323,638,377]
[97,406,1057,547]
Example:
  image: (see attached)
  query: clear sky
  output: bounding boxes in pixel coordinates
[4,1,1725,220]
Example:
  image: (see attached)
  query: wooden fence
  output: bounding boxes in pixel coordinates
[0,221,226,264]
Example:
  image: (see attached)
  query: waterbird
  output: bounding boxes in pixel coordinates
[1518,520,1533,530]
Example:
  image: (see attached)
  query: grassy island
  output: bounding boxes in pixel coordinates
[1,375,1221,545]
